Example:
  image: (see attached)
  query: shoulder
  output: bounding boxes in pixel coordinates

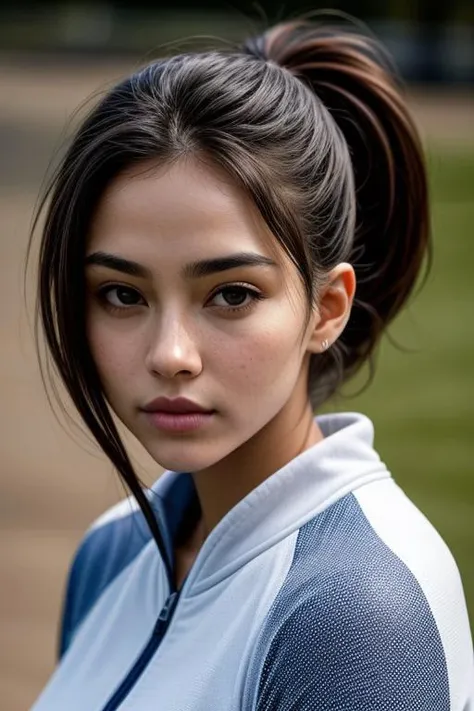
[251,483,473,710]
[58,496,153,659]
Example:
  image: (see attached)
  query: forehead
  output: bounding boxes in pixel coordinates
[87,156,284,266]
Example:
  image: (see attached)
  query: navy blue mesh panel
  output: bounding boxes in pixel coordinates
[253,494,450,710]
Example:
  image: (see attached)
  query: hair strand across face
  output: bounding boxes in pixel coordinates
[28,16,430,542]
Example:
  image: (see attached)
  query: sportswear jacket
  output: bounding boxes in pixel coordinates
[31,412,474,710]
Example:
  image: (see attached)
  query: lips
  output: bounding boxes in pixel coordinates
[142,396,214,414]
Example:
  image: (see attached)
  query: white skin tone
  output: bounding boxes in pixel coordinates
[86,156,356,583]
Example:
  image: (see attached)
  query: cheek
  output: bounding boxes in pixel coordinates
[87,317,141,396]
[211,309,304,393]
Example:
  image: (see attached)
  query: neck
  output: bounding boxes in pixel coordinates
[191,398,323,541]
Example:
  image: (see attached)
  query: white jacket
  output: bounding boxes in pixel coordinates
[31,412,474,710]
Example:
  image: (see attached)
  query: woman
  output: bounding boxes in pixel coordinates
[29,16,473,711]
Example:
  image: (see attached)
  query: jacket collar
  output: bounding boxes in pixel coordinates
[148,412,389,595]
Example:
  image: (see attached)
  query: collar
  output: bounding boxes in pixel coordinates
[148,412,389,595]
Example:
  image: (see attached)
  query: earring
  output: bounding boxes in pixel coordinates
[321,339,329,351]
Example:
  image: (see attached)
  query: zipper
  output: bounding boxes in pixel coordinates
[100,590,180,711]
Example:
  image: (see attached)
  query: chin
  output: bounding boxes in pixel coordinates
[143,440,230,474]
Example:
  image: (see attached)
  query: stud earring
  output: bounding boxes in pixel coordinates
[321,339,329,351]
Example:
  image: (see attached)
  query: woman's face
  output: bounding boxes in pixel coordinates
[85,156,321,473]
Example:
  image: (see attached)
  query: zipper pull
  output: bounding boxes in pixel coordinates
[155,591,179,629]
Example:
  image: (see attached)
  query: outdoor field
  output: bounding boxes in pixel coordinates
[0,57,473,710]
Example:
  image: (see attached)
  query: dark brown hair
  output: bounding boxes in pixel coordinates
[29,18,430,554]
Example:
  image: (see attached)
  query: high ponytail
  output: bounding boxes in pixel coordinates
[244,20,431,399]
[35,18,431,502]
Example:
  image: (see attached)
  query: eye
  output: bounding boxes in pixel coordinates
[98,285,146,309]
[209,284,265,313]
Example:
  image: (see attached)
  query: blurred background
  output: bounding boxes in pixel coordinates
[1,1,473,708]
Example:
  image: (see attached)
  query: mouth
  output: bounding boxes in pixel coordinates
[140,396,216,432]
[143,409,216,433]
[142,396,214,415]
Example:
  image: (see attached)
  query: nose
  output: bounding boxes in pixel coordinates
[144,311,203,379]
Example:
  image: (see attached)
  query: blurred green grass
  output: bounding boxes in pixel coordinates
[329,146,474,625]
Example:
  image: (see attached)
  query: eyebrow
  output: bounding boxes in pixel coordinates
[84,251,279,279]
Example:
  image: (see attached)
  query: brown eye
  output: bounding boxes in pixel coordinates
[218,286,248,306]
[209,284,264,312]
[100,285,146,308]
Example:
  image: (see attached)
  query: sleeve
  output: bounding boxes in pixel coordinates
[57,535,89,659]
[57,499,152,660]
[253,582,452,711]
[250,485,474,710]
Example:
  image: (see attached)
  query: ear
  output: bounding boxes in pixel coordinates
[306,263,356,354]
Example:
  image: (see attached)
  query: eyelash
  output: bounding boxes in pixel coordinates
[209,283,265,313]
[96,282,265,315]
